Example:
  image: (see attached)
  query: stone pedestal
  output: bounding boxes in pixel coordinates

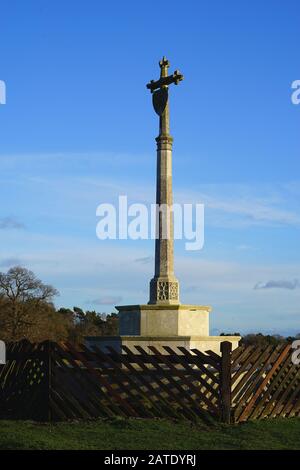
[117,304,210,336]
[85,303,240,356]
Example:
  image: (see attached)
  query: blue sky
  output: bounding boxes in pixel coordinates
[0,0,299,335]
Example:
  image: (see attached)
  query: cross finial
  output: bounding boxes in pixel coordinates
[146,57,184,93]
[159,56,170,78]
[159,56,169,68]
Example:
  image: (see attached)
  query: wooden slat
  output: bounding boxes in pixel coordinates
[88,345,159,419]
[52,347,112,419]
[147,345,219,417]
[232,344,282,422]
[285,371,300,418]
[232,346,274,404]
[52,348,118,418]
[271,365,300,418]
[133,346,205,420]
[220,341,232,423]
[237,344,291,422]
[162,346,220,399]
[106,346,181,419]
[62,342,137,418]
[250,352,293,420]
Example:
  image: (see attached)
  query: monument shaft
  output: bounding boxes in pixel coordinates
[148,57,183,305]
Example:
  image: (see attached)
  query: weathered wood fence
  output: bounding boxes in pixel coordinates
[231,343,300,422]
[0,340,299,423]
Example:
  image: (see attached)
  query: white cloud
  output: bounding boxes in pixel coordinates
[2,152,300,229]
[254,279,300,290]
[86,296,123,305]
[0,217,25,230]
[175,183,300,228]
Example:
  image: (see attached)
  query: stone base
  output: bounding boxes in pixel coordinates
[85,335,240,356]
[87,303,241,355]
[116,304,212,337]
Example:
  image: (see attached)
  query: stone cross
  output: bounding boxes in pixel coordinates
[147,57,184,305]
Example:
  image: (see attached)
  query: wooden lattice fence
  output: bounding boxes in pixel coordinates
[231,343,300,422]
[0,340,228,422]
[0,340,299,423]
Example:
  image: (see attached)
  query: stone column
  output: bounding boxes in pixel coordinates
[149,87,180,305]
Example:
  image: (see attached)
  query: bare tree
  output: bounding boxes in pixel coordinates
[0,266,59,341]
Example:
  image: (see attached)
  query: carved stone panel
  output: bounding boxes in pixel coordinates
[149,278,179,304]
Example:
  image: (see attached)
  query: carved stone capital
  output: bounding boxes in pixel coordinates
[149,277,179,305]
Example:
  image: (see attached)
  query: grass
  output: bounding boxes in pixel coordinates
[0,417,299,450]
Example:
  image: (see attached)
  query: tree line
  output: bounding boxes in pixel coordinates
[0,266,118,344]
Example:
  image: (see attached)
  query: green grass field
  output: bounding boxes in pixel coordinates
[0,417,299,450]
